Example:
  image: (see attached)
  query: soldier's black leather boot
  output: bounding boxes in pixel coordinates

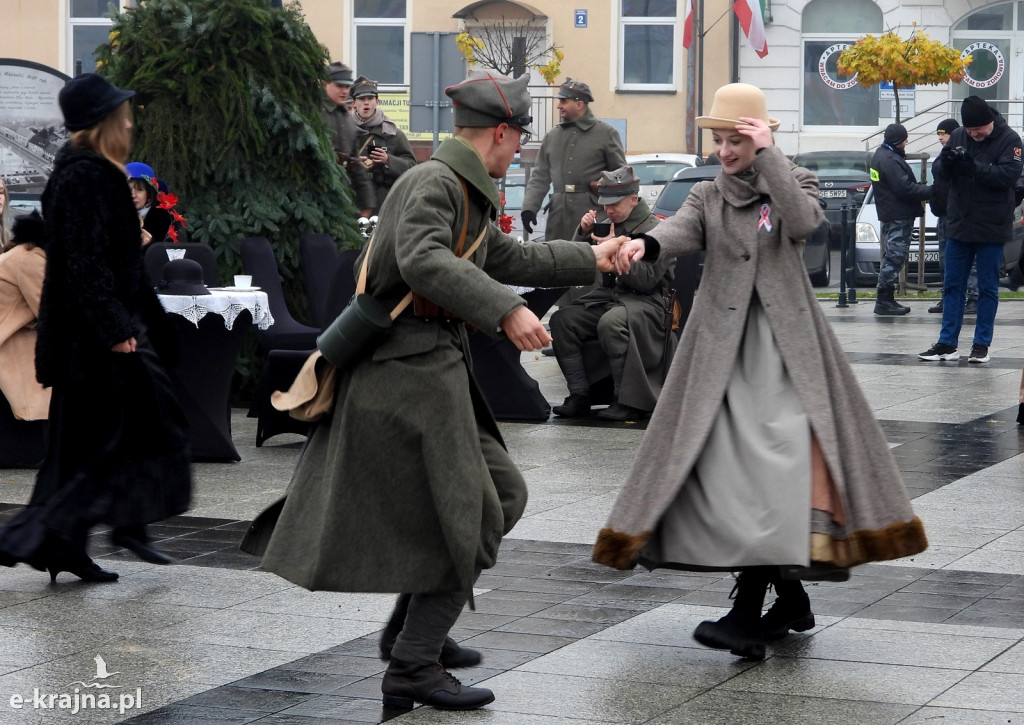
[382,658,494,710]
[874,289,910,316]
[378,594,482,668]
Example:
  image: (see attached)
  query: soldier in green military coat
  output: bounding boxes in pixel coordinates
[521,78,627,241]
[350,76,418,214]
[253,70,622,711]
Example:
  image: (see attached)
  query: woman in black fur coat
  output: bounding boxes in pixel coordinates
[0,74,192,583]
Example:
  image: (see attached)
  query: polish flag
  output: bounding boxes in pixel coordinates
[683,0,694,49]
[733,0,768,58]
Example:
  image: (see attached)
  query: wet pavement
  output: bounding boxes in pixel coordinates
[0,296,1021,724]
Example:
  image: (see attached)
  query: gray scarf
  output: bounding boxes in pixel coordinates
[354,107,398,136]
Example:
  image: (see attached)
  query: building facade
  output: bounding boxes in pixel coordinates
[1,0,1019,158]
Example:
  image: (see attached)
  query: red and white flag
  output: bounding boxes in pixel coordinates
[733,0,768,58]
[683,0,694,50]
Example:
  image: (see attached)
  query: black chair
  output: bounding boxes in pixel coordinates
[247,348,313,447]
[239,236,320,351]
[299,233,341,329]
[468,286,567,421]
[145,242,219,288]
[322,249,361,323]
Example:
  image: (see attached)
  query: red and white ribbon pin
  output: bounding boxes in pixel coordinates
[757,203,772,232]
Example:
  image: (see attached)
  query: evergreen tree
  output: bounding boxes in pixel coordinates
[97,0,361,289]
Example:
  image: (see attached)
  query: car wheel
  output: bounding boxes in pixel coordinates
[809,247,831,287]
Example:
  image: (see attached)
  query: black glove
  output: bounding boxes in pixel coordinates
[521,210,537,234]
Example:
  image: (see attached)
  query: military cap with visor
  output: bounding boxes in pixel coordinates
[556,78,594,103]
[350,76,378,99]
[327,62,354,85]
[596,165,641,204]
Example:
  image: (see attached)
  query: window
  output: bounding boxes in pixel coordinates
[619,0,677,90]
[952,3,1016,118]
[354,0,406,86]
[801,0,882,128]
[69,1,135,75]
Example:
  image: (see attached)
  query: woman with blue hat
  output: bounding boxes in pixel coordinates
[126,161,172,244]
[0,73,192,582]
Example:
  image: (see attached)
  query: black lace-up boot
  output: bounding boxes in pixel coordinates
[693,568,770,660]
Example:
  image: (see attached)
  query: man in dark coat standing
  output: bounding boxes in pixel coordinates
[870,123,932,316]
[521,78,626,241]
[550,165,675,422]
[920,96,1023,363]
[254,70,622,711]
[321,61,375,217]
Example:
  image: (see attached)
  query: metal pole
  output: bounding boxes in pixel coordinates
[836,204,848,307]
[696,0,705,158]
[848,201,858,303]
[432,33,441,153]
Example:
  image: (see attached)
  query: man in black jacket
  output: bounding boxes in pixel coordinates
[870,123,932,315]
[919,96,1024,364]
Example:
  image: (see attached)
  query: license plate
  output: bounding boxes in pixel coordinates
[818,189,848,198]
[907,251,939,262]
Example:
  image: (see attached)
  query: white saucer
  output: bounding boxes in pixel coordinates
[222,286,261,292]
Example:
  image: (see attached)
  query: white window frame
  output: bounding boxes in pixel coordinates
[352,2,409,88]
[617,0,678,92]
[67,0,136,76]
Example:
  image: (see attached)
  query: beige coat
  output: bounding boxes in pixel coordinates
[593,147,927,573]
[0,245,49,420]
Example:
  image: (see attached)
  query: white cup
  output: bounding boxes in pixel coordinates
[233,275,253,288]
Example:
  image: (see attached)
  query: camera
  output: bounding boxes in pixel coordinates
[947,145,969,163]
[367,142,387,154]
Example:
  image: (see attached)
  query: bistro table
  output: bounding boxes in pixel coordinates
[158,289,273,461]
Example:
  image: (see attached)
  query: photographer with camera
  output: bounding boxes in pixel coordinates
[919,96,1023,364]
[870,123,933,316]
[351,76,417,214]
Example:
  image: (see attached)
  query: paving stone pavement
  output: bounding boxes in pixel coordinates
[0,297,1021,724]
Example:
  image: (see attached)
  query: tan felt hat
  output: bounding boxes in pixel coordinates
[697,83,780,131]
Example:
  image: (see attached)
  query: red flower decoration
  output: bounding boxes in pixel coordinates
[154,186,187,243]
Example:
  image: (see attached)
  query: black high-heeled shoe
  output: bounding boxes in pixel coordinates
[48,555,119,584]
[110,526,174,565]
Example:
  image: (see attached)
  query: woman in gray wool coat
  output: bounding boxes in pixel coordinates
[593,84,928,660]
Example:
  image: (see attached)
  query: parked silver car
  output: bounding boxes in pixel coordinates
[625,153,704,207]
[853,167,1024,287]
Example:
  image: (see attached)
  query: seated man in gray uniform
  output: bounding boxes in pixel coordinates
[550,165,677,421]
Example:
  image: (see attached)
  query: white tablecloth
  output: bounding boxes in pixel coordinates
[158,290,274,330]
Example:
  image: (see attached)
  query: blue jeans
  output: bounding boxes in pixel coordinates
[939,239,1002,348]
[937,227,978,299]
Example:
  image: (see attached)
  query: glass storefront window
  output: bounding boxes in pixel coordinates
[802,40,879,127]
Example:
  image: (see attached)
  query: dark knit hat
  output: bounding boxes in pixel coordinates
[556,78,593,103]
[961,96,994,128]
[936,117,960,134]
[596,165,640,204]
[883,123,908,146]
[58,73,135,132]
[350,76,378,98]
[327,62,354,85]
[445,70,533,133]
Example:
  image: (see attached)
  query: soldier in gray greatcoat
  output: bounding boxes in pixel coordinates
[252,69,622,711]
[321,62,375,216]
[350,76,418,214]
[521,78,626,242]
[550,165,676,422]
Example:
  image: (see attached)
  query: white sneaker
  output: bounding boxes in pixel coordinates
[968,345,990,364]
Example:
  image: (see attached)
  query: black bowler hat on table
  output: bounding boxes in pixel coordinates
[59,73,135,132]
[159,259,211,296]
